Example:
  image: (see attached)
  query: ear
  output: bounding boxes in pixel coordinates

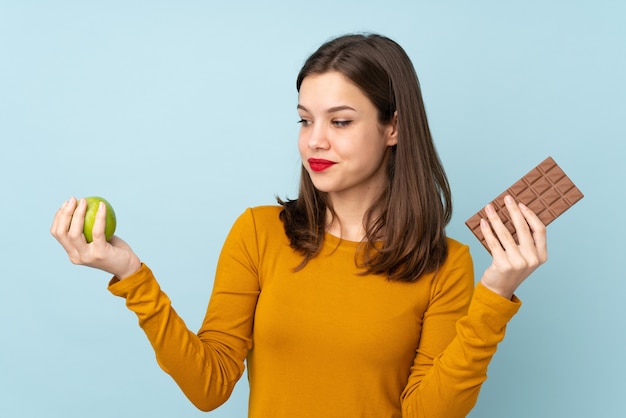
[385,111,398,146]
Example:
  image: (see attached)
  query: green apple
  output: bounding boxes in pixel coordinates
[82,196,117,242]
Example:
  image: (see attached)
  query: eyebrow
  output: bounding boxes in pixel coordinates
[297,104,357,113]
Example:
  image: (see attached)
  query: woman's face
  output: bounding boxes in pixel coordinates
[297,71,397,202]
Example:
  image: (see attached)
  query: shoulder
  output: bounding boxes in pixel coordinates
[248,205,283,221]
[446,237,471,260]
[221,205,287,259]
[237,205,283,231]
[420,237,474,313]
[432,237,474,287]
[229,205,285,239]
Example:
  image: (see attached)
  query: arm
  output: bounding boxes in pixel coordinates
[401,196,546,417]
[108,261,258,411]
[108,209,261,411]
[51,199,260,411]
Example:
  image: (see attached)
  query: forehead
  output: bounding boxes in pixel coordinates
[298,71,371,110]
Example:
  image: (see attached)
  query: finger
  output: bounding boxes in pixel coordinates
[51,197,76,239]
[50,199,67,237]
[503,196,532,248]
[68,198,87,240]
[520,203,548,262]
[480,217,505,255]
[484,202,518,251]
[90,201,107,243]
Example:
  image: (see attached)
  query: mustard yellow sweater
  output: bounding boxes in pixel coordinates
[109,206,520,417]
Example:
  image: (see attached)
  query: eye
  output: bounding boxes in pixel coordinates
[332,120,352,128]
[297,118,312,127]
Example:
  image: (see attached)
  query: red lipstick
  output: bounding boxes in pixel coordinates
[308,158,336,172]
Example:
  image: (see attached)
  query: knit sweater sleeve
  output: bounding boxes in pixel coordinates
[401,244,521,418]
[108,209,261,412]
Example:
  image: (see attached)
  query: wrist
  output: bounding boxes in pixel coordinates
[115,256,142,280]
[479,278,514,300]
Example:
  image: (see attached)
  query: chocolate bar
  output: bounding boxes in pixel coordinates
[465,156,584,252]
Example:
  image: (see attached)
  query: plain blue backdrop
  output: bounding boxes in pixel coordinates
[1,1,624,417]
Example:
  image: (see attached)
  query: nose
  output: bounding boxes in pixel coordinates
[306,124,330,150]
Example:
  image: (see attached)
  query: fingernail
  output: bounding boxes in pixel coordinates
[485,204,495,215]
[504,195,514,204]
[519,202,528,211]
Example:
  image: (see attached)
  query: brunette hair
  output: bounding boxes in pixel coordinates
[278,33,452,282]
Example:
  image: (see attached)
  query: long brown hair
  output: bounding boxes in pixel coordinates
[278,33,452,282]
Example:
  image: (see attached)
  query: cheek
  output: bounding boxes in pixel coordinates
[297,134,307,158]
[358,139,390,169]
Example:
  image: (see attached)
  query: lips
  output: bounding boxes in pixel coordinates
[308,158,336,172]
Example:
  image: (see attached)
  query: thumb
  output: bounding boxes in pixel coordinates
[108,236,133,252]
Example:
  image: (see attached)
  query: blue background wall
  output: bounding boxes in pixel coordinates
[1,1,624,417]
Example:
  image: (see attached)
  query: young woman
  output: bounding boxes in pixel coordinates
[51,33,547,418]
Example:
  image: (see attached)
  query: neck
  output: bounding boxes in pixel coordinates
[326,190,381,242]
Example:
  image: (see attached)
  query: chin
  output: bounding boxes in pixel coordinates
[309,180,338,194]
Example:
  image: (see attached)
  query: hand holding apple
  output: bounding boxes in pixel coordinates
[50,196,141,280]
